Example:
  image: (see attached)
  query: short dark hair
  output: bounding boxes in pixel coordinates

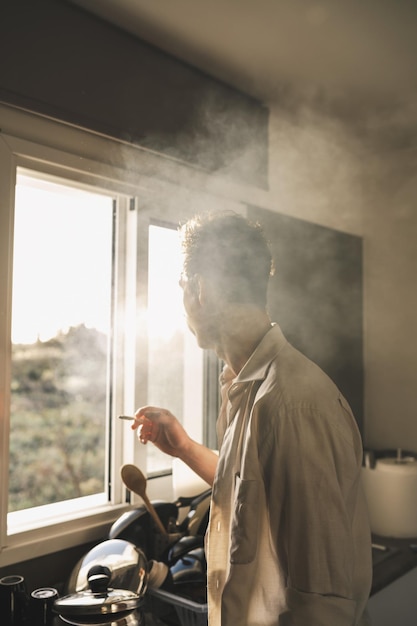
[180,211,273,307]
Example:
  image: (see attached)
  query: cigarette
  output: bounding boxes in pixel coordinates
[118,412,161,421]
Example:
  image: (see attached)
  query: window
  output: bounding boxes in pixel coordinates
[9,170,114,515]
[0,106,213,566]
[3,166,133,550]
[146,223,203,475]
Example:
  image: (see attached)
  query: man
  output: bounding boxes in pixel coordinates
[133,211,372,625]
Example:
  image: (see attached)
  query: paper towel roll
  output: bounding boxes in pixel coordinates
[172,458,211,499]
[362,455,417,538]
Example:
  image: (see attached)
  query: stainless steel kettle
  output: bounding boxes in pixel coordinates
[66,539,148,596]
[56,539,148,625]
[55,564,143,626]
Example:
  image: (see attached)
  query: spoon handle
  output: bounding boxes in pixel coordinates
[141,492,168,535]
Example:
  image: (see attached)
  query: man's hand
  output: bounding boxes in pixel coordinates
[132,405,218,487]
[132,405,191,458]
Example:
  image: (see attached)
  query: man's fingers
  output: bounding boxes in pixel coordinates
[131,408,162,431]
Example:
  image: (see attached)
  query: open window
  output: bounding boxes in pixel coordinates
[145,223,204,475]
[0,107,212,567]
[9,169,116,524]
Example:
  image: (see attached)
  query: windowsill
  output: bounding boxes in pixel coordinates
[1,473,175,569]
[0,502,131,568]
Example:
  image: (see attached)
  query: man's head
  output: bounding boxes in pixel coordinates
[179,211,273,310]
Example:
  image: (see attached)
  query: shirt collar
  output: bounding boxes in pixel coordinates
[221,323,287,386]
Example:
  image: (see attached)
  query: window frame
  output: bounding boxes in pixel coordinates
[0,138,140,566]
[0,103,245,568]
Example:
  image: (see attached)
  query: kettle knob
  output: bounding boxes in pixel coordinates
[87,565,111,593]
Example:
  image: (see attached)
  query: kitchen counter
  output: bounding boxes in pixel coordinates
[371,534,417,595]
[142,538,417,625]
[49,536,417,625]
[142,536,417,625]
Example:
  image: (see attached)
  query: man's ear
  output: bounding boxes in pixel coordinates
[188,274,218,312]
[186,274,203,307]
[196,275,217,309]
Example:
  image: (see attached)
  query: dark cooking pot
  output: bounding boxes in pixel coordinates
[55,565,143,626]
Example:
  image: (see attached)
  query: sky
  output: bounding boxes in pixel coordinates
[12,172,185,345]
[12,174,113,344]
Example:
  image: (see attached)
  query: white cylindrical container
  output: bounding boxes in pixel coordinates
[172,458,211,499]
[362,452,417,538]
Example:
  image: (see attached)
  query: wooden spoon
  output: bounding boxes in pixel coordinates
[121,464,167,535]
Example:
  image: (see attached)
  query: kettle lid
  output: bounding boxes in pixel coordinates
[55,565,140,617]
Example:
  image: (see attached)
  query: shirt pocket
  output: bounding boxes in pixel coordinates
[230,475,260,564]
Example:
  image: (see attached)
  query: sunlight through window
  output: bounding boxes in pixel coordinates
[9,170,114,513]
[146,224,203,474]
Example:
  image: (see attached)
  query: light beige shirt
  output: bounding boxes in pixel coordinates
[206,324,372,625]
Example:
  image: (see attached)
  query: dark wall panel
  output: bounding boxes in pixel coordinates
[248,205,364,432]
[0,0,268,187]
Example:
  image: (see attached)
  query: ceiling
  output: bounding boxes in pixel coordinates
[69,0,417,130]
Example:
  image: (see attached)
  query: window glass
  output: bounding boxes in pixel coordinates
[146,224,203,474]
[9,170,114,513]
